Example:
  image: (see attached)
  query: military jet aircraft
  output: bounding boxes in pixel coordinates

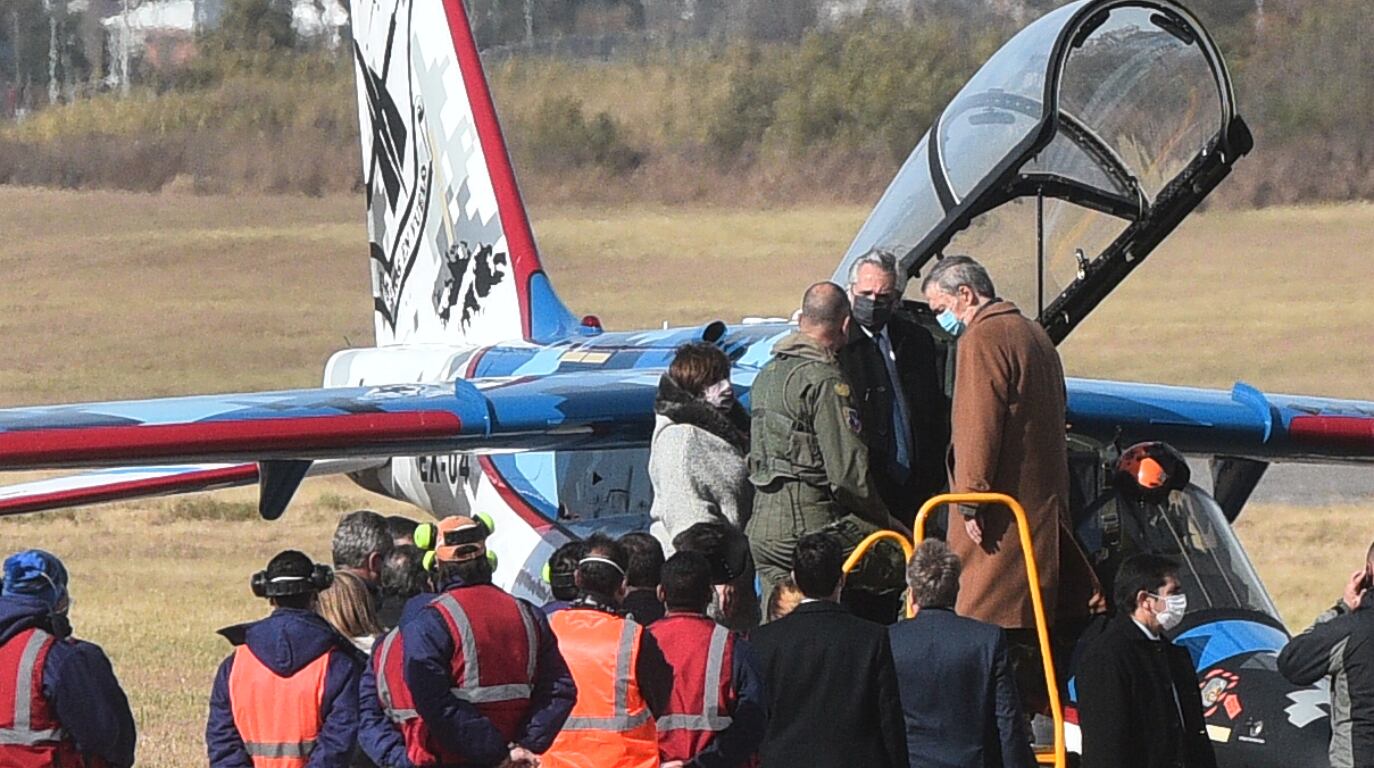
[0,0,1369,764]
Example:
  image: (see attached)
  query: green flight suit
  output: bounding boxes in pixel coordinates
[745,331,900,610]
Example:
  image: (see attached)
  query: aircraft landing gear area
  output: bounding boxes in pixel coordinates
[843,492,1067,768]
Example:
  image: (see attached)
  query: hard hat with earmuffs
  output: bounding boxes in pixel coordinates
[1114,442,1190,504]
[250,550,334,599]
[414,513,498,571]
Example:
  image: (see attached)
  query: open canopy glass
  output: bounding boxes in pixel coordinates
[836,0,1251,342]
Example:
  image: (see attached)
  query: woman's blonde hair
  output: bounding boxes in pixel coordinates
[317,570,383,639]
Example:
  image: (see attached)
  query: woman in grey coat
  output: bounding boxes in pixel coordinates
[648,342,758,627]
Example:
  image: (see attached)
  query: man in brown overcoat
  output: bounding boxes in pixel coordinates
[921,255,1100,632]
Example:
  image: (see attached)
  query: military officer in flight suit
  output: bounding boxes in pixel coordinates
[746,282,906,616]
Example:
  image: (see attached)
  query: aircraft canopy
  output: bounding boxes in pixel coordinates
[838,0,1251,342]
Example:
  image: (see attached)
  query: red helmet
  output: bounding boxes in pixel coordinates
[1114,442,1190,503]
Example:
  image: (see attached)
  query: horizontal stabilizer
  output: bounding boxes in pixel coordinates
[0,458,383,517]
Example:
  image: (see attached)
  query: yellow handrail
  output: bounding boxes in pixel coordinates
[841,530,916,619]
[915,493,1066,768]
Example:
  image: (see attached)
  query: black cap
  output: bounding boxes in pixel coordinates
[252,550,333,598]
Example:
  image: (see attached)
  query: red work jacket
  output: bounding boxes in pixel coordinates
[376,586,539,766]
[650,613,737,762]
[0,628,82,768]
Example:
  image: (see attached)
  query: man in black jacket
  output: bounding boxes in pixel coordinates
[1076,554,1216,768]
[1278,544,1374,768]
[839,249,951,623]
[750,531,908,768]
[889,539,1034,768]
[839,248,950,519]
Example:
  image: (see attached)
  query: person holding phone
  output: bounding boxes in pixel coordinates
[1279,542,1374,768]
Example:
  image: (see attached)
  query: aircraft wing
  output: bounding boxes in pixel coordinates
[0,372,661,472]
[1067,378,1374,462]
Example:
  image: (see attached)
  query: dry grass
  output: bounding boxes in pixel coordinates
[0,188,1370,763]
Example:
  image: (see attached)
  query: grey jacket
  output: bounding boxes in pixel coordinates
[1279,593,1374,768]
[647,375,752,556]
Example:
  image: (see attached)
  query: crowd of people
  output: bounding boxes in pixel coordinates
[0,253,1366,768]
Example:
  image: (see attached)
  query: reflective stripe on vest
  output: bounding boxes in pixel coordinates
[228,645,329,768]
[656,625,734,733]
[373,630,418,724]
[0,630,63,747]
[244,741,316,758]
[431,593,536,704]
[561,618,651,732]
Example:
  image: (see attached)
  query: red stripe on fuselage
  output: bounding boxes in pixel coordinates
[442,0,539,340]
[1288,415,1374,454]
[0,464,260,516]
[477,455,559,534]
[0,412,463,467]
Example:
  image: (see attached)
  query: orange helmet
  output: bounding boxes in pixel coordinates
[1114,442,1190,503]
[414,513,495,567]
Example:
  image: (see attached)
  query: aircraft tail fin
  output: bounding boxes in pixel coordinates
[350,0,576,346]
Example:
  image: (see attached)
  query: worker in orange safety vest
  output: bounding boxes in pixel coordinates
[207,550,363,768]
[541,533,674,768]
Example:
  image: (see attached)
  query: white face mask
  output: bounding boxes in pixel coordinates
[702,379,734,408]
[1152,592,1188,632]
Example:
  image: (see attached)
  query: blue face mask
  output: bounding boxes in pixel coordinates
[937,308,966,337]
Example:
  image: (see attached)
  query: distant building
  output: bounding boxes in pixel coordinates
[101,0,347,87]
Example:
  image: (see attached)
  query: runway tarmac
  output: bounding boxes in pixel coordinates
[1188,459,1374,507]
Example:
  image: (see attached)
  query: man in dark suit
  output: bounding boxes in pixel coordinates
[1076,554,1216,768]
[839,248,950,623]
[840,247,951,520]
[750,531,908,768]
[889,539,1034,768]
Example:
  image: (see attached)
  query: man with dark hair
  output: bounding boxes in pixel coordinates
[384,514,420,547]
[332,509,394,590]
[1076,554,1215,768]
[749,532,907,768]
[0,549,137,768]
[208,550,362,767]
[673,521,760,630]
[889,540,1033,768]
[375,544,429,629]
[359,543,434,768]
[747,282,900,613]
[1278,540,1374,768]
[386,515,574,768]
[543,540,588,615]
[620,532,667,625]
[542,534,674,768]
[649,552,767,768]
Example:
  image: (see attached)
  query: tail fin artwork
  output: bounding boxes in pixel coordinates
[350,0,577,347]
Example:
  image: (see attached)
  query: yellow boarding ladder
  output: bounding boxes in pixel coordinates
[915,492,1066,768]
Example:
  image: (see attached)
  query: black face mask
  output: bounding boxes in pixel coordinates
[852,295,895,331]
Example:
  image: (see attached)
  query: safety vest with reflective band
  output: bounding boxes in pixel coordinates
[227,644,330,767]
[375,586,540,766]
[0,628,81,768]
[650,614,736,762]
[541,609,658,768]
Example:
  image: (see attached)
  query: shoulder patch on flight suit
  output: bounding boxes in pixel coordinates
[834,382,851,398]
[845,407,862,434]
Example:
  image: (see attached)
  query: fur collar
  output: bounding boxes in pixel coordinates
[655,374,750,453]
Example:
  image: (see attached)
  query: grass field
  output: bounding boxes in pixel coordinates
[0,188,1371,764]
